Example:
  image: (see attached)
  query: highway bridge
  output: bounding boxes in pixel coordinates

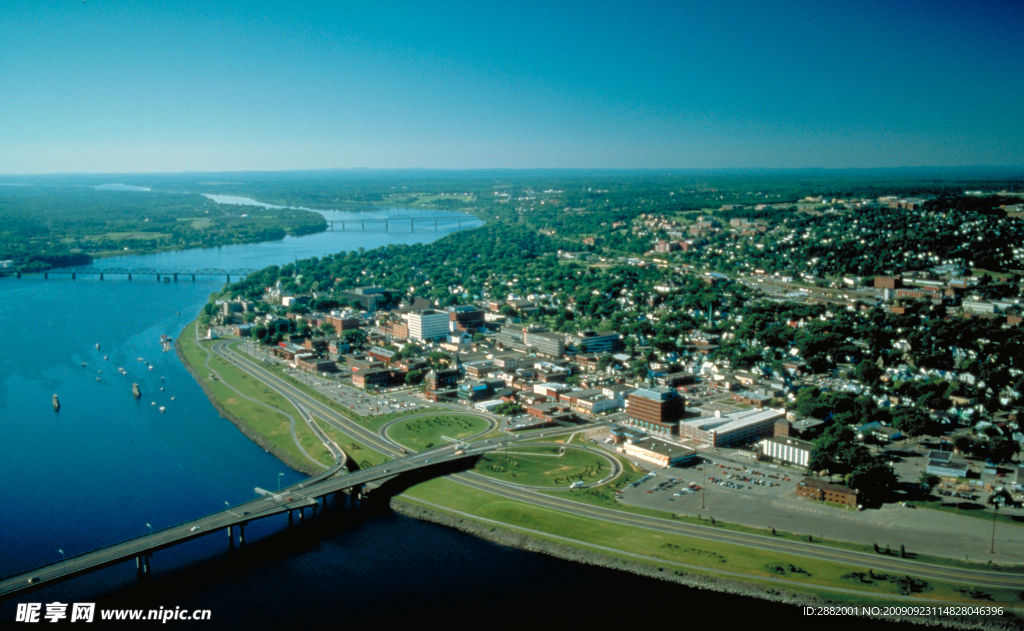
[324,214,474,231]
[0,442,495,599]
[0,267,259,281]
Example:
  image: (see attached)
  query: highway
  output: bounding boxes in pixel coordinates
[448,473,1024,590]
[159,338,1024,591]
[6,334,1020,600]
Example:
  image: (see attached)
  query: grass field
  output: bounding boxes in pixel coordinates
[317,419,390,469]
[386,414,489,451]
[399,478,1024,610]
[179,323,332,469]
[474,445,612,488]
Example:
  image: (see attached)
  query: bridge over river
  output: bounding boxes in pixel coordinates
[1,267,259,281]
[324,213,472,231]
[0,442,495,598]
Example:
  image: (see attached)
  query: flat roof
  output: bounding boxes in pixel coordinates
[631,386,678,401]
[761,435,814,450]
[628,437,696,459]
[681,408,786,434]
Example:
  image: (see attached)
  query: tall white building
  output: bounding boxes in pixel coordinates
[406,309,449,342]
[759,436,814,467]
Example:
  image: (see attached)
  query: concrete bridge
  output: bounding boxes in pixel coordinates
[1,267,259,282]
[0,444,492,599]
[325,214,472,231]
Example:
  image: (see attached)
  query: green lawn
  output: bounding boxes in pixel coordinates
[399,478,1023,607]
[474,445,612,488]
[386,414,489,451]
[317,419,390,469]
[179,323,332,469]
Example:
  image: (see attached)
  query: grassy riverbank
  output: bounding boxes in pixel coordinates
[177,321,333,474]
[397,478,1024,617]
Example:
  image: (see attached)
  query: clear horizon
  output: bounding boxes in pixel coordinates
[3,0,1023,174]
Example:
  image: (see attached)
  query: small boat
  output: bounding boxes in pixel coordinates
[148,365,153,371]
[151,401,156,406]
[53,394,60,412]
[170,396,175,401]
[96,377,101,382]
[159,406,166,413]
[159,387,164,392]
[81,362,87,367]
[95,343,100,350]
[132,383,141,398]
[103,356,108,361]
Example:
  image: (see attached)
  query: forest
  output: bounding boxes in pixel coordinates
[0,186,326,269]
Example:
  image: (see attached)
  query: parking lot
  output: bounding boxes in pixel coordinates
[612,453,1024,562]
[617,459,800,515]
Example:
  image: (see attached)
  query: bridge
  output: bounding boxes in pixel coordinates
[0,442,495,598]
[324,214,474,231]
[1,268,259,282]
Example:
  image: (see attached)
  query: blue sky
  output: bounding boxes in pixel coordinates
[2,0,1022,173]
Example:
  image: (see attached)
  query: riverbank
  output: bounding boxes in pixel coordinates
[175,324,323,476]
[389,497,1019,631]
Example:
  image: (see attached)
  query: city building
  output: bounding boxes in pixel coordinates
[622,436,697,468]
[626,387,686,435]
[406,309,450,342]
[795,478,859,507]
[759,436,814,467]
[925,451,969,478]
[678,408,786,447]
[567,330,623,354]
[447,305,486,332]
[325,315,361,334]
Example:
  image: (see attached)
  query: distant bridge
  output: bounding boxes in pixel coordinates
[1,267,259,282]
[325,214,474,231]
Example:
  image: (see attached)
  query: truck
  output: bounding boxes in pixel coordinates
[570,481,584,489]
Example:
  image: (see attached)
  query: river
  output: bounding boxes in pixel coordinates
[0,197,901,628]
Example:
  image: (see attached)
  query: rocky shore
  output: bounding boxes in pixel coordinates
[390,497,1020,631]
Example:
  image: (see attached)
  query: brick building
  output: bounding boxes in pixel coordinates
[626,387,686,435]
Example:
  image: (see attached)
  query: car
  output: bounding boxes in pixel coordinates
[190,526,201,532]
[28,577,40,584]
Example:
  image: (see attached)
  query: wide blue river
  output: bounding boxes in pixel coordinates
[0,199,860,628]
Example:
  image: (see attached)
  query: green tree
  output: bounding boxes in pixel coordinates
[891,408,934,438]
[405,369,424,385]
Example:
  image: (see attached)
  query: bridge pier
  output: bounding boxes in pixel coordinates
[127,273,132,281]
[298,507,305,522]
[156,274,160,282]
[99,273,104,280]
[237,523,245,547]
[226,275,231,283]
[135,555,150,580]
[191,274,196,282]
[44,272,48,280]
[227,525,234,549]
[287,509,294,526]
[16,272,21,278]
[71,273,76,280]
[173,273,178,281]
